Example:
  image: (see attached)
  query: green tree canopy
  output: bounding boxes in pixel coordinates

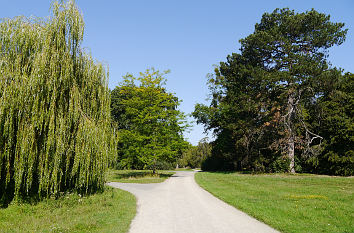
[111,68,188,172]
[0,0,116,205]
[193,8,350,174]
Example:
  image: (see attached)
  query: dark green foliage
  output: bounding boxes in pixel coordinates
[0,0,116,205]
[193,8,351,175]
[200,130,236,171]
[111,69,188,171]
[307,72,354,175]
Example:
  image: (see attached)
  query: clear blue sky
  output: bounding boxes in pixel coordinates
[2,0,353,145]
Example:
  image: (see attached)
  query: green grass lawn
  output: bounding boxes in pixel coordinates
[0,187,136,233]
[195,172,354,233]
[106,169,175,183]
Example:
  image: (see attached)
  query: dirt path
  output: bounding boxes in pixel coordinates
[107,171,279,233]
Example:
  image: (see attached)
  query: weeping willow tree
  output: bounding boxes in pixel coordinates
[0,0,116,204]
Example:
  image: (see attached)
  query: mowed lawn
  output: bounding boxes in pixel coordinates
[0,170,175,232]
[195,172,354,233]
[0,187,135,233]
[106,169,175,183]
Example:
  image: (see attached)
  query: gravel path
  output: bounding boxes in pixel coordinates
[107,171,279,233]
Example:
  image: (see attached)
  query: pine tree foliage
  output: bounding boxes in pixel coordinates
[0,0,116,203]
[193,8,351,174]
[307,72,354,175]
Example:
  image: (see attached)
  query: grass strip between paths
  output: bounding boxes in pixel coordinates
[106,169,175,183]
[0,187,136,233]
[195,172,353,233]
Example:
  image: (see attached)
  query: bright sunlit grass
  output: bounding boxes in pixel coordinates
[0,187,136,233]
[195,172,354,233]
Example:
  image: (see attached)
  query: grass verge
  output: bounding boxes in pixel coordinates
[0,187,136,233]
[106,169,175,183]
[195,172,353,233]
[174,168,196,171]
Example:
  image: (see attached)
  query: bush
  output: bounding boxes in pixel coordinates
[268,156,291,173]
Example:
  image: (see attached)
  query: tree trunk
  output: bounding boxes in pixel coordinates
[288,135,295,173]
[287,90,296,173]
[152,157,156,174]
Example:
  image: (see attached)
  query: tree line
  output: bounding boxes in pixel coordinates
[1,1,352,206]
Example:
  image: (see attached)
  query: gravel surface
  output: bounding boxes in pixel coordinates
[107,171,279,233]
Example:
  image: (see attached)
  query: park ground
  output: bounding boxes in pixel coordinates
[0,187,135,233]
[0,170,171,233]
[196,172,354,233]
[1,170,353,233]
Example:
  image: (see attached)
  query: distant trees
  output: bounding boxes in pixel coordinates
[0,0,116,205]
[111,69,188,172]
[193,8,353,175]
[179,138,211,168]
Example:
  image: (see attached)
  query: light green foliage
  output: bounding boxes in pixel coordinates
[196,172,354,233]
[179,138,211,168]
[0,0,117,204]
[111,68,188,171]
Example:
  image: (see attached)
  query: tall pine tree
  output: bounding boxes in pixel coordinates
[194,8,348,173]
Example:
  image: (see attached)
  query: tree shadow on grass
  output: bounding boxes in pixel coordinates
[109,170,174,181]
[199,170,265,176]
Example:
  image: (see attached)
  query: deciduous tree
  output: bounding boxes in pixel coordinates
[111,69,188,172]
[0,0,116,205]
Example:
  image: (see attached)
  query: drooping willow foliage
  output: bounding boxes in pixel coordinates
[0,0,116,204]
